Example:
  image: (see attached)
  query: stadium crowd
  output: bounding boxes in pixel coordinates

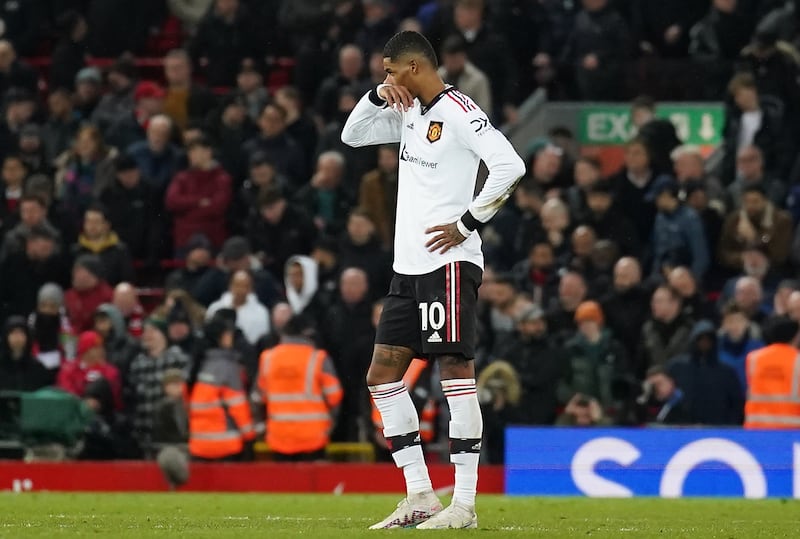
[0,0,798,464]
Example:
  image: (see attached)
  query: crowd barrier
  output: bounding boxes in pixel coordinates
[0,462,504,494]
[506,428,800,498]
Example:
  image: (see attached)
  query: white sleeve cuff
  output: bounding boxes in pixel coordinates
[456,219,472,238]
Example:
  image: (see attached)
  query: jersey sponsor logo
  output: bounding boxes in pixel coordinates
[426,121,443,143]
[399,144,439,169]
[427,330,442,343]
[470,117,490,133]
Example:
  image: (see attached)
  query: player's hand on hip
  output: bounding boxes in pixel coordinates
[378,84,414,112]
[425,222,467,254]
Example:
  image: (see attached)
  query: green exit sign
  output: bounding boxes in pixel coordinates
[579,104,725,146]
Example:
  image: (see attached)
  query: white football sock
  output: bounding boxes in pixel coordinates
[369,381,432,496]
[442,378,482,509]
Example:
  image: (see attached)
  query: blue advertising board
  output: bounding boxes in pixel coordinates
[506,428,800,498]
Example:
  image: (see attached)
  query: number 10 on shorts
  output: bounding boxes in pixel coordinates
[419,301,446,332]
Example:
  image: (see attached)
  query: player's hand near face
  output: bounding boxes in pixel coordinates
[425,222,467,254]
[378,82,414,112]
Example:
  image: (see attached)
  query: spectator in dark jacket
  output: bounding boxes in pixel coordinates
[668,319,744,425]
[90,57,137,133]
[450,0,518,118]
[73,67,103,121]
[321,268,374,442]
[726,145,786,209]
[649,176,709,280]
[190,0,261,87]
[547,271,589,345]
[162,49,218,131]
[241,103,307,193]
[722,73,789,182]
[667,266,717,323]
[274,86,319,166]
[630,96,682,174]
[85,0,153,56]
[49,10,88,92]
[40,89,81,165]
[637,285,693,377]
[582,180,640,256]
[601,257,651,359]
[0,226,70,320]
[191,235,282,308]
[0,316,50,392]
[99,154,163,263]
[165,136,232,252]
[71,203,135,286]
[126,115,185,195]
[502,304,566,425]
[338,209,391,300]
[212,93,258,187]
[632,0,706,58]
[0,194,62,261]
[165,234,214,293]
[512,241,560,309]
[610,138,658,242]
[689,0,753,98]
[0,41,37,95]
[314,44,370,125]
[245,187,317,280]
[294,151,354,236]
[643,365,694,424]
[560,0,632,100]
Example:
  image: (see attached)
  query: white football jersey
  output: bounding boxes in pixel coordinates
[342,86,525,275]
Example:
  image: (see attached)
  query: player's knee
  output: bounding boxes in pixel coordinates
[436,354,475,380]
[365,365,401,387]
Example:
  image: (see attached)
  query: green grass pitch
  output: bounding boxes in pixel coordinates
[1,493,798,538]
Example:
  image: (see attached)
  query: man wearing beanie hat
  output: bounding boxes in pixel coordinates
[64,254,113,332]
[127,317,189,450]
[105,80,166,151]
[562,301,627,410]
[56,330,122,409]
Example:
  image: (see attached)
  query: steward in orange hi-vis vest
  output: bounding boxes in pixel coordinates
[189,319,255,460]
[745,317,800,429]
[255,327,343,459]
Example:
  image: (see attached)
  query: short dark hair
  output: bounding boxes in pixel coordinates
[20,193,47,208]
[742,182,767,197]
[383,31,438,67]
[441,34,467,56]
[258,186,285,208]
[85,201,109,221]
[187,134,212,150]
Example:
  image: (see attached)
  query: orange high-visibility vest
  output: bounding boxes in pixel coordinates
[371,359,437,442]
[257,342,343,455]
[189,353,255,459]
[744,344,800,429]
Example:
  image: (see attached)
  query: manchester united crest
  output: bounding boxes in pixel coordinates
[426,121,443,143]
